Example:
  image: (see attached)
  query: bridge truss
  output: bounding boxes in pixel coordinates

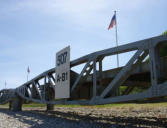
[1,35,167,111]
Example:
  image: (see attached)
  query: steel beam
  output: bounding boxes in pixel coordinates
[100,49,146,98]
[149,46,162,97]
[71,61,91,92]
[93,59,97,97]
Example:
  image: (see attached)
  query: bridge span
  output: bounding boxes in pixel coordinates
[1,35,167,111]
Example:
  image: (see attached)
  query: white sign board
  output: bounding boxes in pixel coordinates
[55,46,70,99]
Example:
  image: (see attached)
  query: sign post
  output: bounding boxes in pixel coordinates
[55,46,70,99]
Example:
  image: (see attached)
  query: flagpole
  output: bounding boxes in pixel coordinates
[27,73,28,82]
[5,81,7,89]
[27,66,30,82]
[114,10,119,68]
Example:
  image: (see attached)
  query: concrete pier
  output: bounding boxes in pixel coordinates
[9,97,22,111]
[46,104,54,111]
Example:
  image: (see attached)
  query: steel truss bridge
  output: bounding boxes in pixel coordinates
[1,35,167,111]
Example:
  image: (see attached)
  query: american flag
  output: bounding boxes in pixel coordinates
[27,66,30,73]
[108,14,116,30]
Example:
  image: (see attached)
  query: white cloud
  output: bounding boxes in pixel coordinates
[11,0,109,29]
[0,0,157,30]
[16,0,108,15]
[4,0,157,30]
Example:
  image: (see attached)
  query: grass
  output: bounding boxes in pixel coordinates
[23,103,46,108]
[1,102,167,109]
[83,102,167,109]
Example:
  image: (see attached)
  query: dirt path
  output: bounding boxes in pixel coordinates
[0,106,167,128]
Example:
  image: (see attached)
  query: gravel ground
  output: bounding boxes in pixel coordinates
[0,106,167,128]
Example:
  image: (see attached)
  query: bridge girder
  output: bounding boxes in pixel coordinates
[1,35,167,110]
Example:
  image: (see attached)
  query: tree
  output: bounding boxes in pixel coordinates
[162,30,167,36]
[160,30,167,57]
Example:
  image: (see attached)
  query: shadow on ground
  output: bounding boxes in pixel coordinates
[0,108,166,128]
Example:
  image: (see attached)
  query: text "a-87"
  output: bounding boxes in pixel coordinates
[57,72,68,82]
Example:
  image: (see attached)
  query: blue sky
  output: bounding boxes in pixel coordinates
[0,0,167,90]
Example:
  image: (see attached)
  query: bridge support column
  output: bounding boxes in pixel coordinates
[9,97,22,111]
[46,104,54,111]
